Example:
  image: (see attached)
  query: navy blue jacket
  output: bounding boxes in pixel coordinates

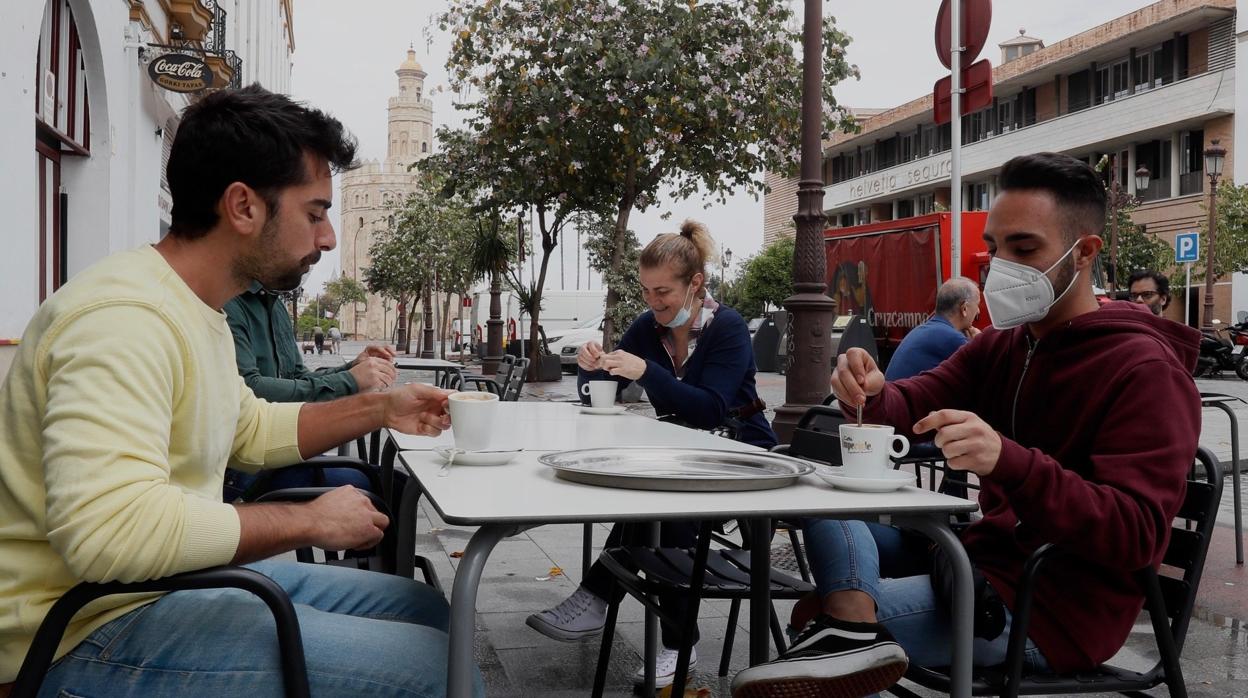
[884,314,968,381]
[580,306,777,448]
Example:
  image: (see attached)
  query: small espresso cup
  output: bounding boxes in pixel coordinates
[838,424,910,478]
[581,380,617,409]
[447,391,499,451]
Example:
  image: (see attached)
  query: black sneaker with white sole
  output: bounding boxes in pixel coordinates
[730,615,908,698]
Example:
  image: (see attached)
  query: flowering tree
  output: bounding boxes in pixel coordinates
[436,0,858,348]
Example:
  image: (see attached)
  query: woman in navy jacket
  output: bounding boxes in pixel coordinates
[526,220,777,688]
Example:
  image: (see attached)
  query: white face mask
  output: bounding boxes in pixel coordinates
[662,286,695,329]
[983,242,1082,330]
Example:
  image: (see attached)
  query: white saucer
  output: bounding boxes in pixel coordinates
[579,406,627,415]
[813,467,915,493]
[433,446,521,466]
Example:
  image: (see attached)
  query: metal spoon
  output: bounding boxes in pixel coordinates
[857,402,863,428]
[437,448,524,477]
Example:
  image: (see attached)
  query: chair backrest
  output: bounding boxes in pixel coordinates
[504,357,530,401]
[787,405,848,465]
[1152,446,1222,651]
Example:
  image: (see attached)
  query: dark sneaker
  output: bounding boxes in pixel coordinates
[730,615,908,698]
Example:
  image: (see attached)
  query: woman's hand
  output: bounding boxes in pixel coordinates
[577,342,605,371]
[600,350,647,381]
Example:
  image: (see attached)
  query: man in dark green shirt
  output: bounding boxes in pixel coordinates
[222,284,398,500]
[225,284,396,401]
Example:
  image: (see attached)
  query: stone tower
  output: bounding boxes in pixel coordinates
[339,49,434,341]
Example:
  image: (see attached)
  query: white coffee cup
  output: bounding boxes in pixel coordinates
[581,380,617,408]
[447,391,499,451]
[838,424,910,478]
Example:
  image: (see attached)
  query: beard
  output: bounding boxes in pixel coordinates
[236,214,320,292]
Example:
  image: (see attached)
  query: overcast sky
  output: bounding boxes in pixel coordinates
[290,0,1154,295]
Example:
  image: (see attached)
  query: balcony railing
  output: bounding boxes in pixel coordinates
[1138,177,1172,202]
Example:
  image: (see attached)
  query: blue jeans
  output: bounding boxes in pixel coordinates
[41,560,483,697]
[802,520,1050,673]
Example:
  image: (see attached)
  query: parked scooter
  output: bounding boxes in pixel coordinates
[1194,312,1248,380]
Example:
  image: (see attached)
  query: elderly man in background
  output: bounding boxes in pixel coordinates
[884,277,981,381]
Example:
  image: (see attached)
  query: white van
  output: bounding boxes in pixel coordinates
[464,288,606,342]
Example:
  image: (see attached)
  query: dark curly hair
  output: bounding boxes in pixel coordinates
[167,84,359,239]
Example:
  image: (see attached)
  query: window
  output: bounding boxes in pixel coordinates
[1134,141,1172,201]
[965,182,990,211]
[855,208,870,225]
[422,142,428,153]
[997,101,1014,134]
[917,193,936,215]
[896,199,914,218]
[1180,130,1204,195]
[1068,70,1092,111]
[35,0,91,302]
[1111,60,1130,99]
[900,131,919,163]
[1134,51,1153,91]
[839,213,855,228]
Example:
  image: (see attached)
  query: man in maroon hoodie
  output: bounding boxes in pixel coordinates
[732,153,1202,698]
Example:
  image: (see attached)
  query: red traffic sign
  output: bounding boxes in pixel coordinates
[933,59,994,125]
[936,0,993,70]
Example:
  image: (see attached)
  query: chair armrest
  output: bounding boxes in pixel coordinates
[12,567,310,698]
[263,457,382,495]
[1001,542,1057,689]
[461,376,502,395]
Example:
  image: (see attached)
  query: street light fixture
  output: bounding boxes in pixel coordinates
[1202,139,1227,332]
[1107,159,1149,292]
[722,247,733,287]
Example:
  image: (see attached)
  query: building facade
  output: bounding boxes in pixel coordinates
[0,0,295,376]
[338,50,435,341]
[764,0,1242,324]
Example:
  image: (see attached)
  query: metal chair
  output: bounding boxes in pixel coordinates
[452,355,516,395]
[889,447,1224,698]
[590,520,815,698]
[11,566,310,698]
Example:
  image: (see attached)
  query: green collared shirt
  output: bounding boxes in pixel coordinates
[223,285,358,403]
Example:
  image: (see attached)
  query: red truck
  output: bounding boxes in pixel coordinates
[824,212,991,363]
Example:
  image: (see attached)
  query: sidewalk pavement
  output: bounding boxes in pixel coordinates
[316,343,1248,697]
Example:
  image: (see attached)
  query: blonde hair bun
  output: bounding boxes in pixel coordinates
[639,218,716,283]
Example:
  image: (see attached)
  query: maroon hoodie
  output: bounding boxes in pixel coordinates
[854,301,1201,672]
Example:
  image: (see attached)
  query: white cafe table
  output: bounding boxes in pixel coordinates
[387,403,980,698]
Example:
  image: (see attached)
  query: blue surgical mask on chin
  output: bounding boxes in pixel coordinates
[662,287,695,328]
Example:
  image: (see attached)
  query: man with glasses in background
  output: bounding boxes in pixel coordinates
[1127,270,1171,317]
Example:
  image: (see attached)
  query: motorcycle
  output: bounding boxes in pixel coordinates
[1194,314,1248,380]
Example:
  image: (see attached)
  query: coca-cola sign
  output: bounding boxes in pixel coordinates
[147,53,213,93]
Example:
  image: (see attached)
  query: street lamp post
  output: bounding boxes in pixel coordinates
[1202,139,1227,332]
[772,0,837,443]
[1106,159,1150,292]
[721,247,733,288]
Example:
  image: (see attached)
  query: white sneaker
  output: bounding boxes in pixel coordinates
[525,587,608,641]
[634,646,698,688]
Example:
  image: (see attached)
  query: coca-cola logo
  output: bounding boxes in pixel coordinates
[147,53,214,93]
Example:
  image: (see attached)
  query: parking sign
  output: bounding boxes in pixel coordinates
[1175,232,1200,263]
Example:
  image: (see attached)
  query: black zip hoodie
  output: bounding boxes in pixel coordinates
[858,300,1202,672]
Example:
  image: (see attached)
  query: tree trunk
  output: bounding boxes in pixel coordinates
[440,289,454,361]
[420,285,435,359]
[396,296,410,354]
[601,200,635,350]
[457,292,466,364]
[528,248,554,381]
[485,270,504,374]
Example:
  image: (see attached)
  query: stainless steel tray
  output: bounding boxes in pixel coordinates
[539,448,814,492]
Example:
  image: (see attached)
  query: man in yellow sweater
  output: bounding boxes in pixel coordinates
[0,85,480,696]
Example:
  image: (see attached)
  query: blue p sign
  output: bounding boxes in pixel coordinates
[1175,232,1200,263]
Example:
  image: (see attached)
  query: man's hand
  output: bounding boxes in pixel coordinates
[359,344,397,361]
[964,326,982,339]
[830,348,885,407]
[601,350,647,381]
[350,357,398,392]
[578,341,605,371]
[913,409,1002,477]
[304,485,389,551]
[383,383,453,436]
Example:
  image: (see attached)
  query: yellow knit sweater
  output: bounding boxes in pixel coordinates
[0,246,303,680]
